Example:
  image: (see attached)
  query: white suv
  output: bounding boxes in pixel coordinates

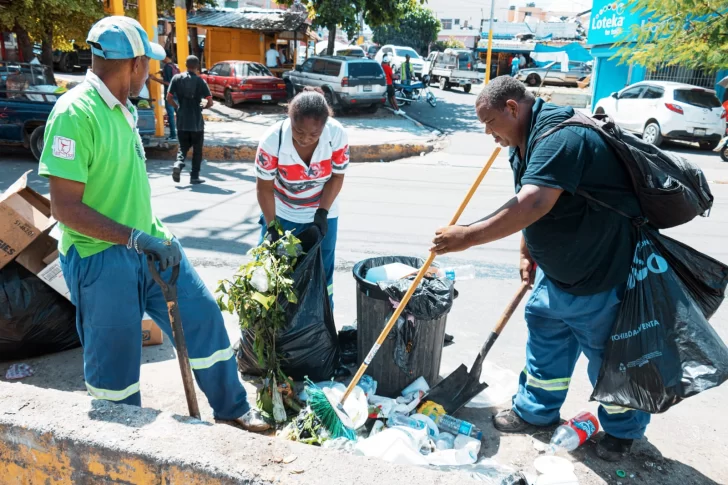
[594,81,726,149]
[374,45,425,79]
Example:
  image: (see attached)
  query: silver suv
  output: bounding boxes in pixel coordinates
[284,56,387,113]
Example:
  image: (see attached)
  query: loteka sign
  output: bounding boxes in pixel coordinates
[588,0,646,46]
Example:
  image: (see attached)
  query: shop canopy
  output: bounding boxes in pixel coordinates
[531,42,592,65]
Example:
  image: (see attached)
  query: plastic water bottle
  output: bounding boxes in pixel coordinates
[436,414,483,440]
[436,265,476,281]
[387,413,427,431]
[548,411,600,453]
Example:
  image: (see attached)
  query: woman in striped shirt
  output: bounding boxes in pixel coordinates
[255,88,349,308]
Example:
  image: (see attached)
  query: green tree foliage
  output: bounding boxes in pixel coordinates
[371,3,440,55]
[0,0,104,67]
[617,0,728,72]
[432,36,466,52]
[279,0,418,55]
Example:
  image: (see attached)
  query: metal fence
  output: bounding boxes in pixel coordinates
[645,65,717,90]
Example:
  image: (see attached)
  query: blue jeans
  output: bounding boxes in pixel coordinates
[60,244,249,420]
[513,268,651,440]
[165,98,177,138]
[258,215,337,309]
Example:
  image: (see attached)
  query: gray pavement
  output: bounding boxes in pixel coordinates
[2,89,728,483]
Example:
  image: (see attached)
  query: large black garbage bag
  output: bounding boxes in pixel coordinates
[0,261,80,361]
[591,228,728,413]
[236,228,340,382]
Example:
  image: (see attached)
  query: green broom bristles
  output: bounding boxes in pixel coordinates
[305,379,356,441]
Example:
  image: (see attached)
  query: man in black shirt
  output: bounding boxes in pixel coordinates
[431,76,650,462]
[167,55,212,184]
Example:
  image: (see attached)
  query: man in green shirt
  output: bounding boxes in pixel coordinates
[38,16,268,432]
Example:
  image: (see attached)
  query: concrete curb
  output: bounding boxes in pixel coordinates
[0,383,478,485]
[146,139,436,163]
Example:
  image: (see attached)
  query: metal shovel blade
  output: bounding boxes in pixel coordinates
[425,364,489,415]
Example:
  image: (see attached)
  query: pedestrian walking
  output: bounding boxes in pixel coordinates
[431,76,650,462]
[167,55,212,185]
[381,56,404,115]
[38,16,269,432]
[149,52,179,140]
[255,87,349,309]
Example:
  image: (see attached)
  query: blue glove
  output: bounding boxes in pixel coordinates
[133,230,182,271]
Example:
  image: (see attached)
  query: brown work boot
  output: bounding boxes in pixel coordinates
[493,408,542,433]
[216,409,271,433]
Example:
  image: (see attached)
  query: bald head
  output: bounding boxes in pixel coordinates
[476,76,534,111]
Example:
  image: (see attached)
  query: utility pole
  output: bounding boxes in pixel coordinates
[484,0,495,84]
[174,0,189,64]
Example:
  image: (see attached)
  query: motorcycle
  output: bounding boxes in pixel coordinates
[393,74,437,108]
[715,135,728,162]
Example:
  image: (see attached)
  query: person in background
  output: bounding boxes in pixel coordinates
[519,54,527,69]
[401,54,414,85]
[167,55,212,185]
[255,88,349,309]
[38,15,269,433]
[381,56,404,116]
[511,55,521,76]
[266,43,281,68]
[149,52,179,140]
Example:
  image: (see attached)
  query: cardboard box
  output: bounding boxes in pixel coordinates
[0,170,55,270]
[142,314,164,346]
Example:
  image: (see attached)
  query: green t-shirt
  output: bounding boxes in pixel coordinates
[38,75,171,258]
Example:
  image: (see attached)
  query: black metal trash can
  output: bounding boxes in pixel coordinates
[353,256,454,397]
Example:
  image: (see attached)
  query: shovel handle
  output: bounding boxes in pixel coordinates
[146,255,180,301]
[469,281,530,380]
[340,147,502,404]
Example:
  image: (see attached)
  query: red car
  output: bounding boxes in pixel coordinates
[201,61,287,107]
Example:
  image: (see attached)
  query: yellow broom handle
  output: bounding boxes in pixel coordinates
[340,147,502,404]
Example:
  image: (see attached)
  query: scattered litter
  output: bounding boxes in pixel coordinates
[657,466,663,471]
[369,420,385,437]
[435,432,455,450]
[436,459,527,484]
[645,461,655,468]
[532,438,549,452]
[289,467,305,474]
[534,456,575,475]
[355,426,430,466]
[616,470,626,478]
[402,376,430,396]
[410,413,439,438]
[630,474,635,479]
[5,363,34,380]
[536,472,578,485]
[321,438,356,452]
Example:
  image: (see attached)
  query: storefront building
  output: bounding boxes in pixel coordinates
[588,0,727,108]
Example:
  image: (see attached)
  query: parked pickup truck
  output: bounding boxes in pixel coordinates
[427,51,483,93]
[0,61,156,160]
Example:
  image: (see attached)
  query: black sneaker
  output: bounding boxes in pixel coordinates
[190,177,205,185]
[596,434,633,462]
[493,408,538,433]
[172,166,182,183]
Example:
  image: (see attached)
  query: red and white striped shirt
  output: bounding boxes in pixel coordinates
[255,118,349,223]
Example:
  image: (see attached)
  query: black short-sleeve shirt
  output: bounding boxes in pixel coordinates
[168,72,211,132]
[511,99,641,296]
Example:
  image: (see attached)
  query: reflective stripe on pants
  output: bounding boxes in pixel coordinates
[512,268,651,440]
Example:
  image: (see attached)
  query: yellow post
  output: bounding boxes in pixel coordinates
[484,0,496,84]
[104,0,124,15]
[138,0,165,137]
[174,1,189,65]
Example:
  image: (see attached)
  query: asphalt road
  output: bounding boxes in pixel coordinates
[3,89,728,483]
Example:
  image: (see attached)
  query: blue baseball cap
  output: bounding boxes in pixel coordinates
[87,16,166,61]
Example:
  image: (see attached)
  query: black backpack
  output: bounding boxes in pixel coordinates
[536,112,714,229]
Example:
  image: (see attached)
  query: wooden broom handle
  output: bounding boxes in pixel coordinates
[340,147,502,404]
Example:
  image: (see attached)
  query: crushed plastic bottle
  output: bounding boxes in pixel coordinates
[436,265,476,281]
[548,411,599,453]
[387,413,427,431]
[436,432,455,450]
[436,414,483,440]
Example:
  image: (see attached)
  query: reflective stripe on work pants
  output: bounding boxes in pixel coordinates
[86,382,140,402]
[512,268,651,440]
[189,346,235,370]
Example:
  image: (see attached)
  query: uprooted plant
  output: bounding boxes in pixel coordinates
[216,223,304,423]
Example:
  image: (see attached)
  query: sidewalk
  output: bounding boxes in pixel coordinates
[150,103,442,163]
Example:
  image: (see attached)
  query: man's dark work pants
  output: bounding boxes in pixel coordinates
[176,130,204,178]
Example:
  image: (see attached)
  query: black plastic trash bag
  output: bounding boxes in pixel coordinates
[377,265,455,375]
[591,229,728,413]
[0,261,80,361]
[236,228,341,382]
